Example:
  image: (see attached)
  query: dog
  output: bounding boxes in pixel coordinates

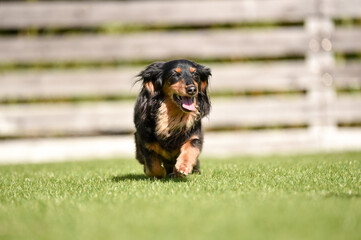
[133,59,211,178]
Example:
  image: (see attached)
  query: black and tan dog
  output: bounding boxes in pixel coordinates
[134,59,211,178]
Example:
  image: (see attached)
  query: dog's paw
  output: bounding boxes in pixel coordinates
[175,162,193,176]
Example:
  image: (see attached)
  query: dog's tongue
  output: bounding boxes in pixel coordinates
[182,97,196,111]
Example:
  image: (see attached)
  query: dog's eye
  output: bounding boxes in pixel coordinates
[192,72,200,80]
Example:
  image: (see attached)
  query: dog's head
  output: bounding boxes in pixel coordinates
[138,59,211,116]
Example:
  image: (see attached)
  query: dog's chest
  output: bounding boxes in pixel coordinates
[155,101,199,139]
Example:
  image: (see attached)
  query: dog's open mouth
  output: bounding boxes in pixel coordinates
[173,95,196,112]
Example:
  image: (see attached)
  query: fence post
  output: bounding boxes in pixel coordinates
[305,0,337,150]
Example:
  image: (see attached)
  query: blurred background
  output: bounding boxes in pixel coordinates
[0,0,360,164]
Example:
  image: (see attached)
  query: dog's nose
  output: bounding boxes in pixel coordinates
[186,85,197,95]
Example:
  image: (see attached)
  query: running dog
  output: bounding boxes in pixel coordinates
[134,59,211,178]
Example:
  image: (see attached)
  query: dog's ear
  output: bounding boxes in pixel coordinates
[197,65,211,94]
[196,64,211,117]
[137,62,164,97]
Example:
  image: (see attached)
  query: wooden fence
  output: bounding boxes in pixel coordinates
[0,0,360,163]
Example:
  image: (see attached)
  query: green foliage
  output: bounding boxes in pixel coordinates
[0,151,360,240]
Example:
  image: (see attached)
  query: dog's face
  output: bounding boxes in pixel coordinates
[138,59,211,114]
[162,60,202,112]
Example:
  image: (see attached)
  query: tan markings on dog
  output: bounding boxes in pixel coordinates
[144,156,166,178]
[200,80,207,92]
[175,135,200,175]
[189,67,196,73]
[163,78,198,98]
[163,78,198,107]
[156,98,199,139]
[175,67,182,74]
[166,80,187,96]
[146,142,177,160]
[144,81,155,95]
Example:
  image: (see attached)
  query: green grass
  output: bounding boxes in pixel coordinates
[0,151,360,240]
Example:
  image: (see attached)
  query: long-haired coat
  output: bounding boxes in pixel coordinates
[134,59,211,178]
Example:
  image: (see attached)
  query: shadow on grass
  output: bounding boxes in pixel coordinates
[111,173,188,182]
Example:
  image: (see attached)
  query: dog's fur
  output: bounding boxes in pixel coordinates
[133,59,211,178]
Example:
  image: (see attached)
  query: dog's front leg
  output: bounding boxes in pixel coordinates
[175,136,201,176]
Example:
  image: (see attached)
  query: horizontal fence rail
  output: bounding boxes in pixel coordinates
[0,96,360,137]
[1,0,360,29]
[0,28,309,63]
[0,28,360,63]
[0,0,322,28]
[1,128,361,164]
[1,62,360,100]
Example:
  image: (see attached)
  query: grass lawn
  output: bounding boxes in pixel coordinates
[0,151,360,240]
